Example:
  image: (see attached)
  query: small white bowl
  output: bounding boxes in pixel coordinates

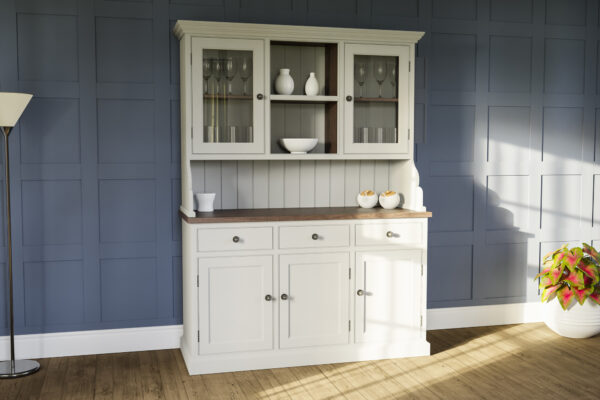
[279,138,318,154]
[379,192,400,209]
[357,192,378,208]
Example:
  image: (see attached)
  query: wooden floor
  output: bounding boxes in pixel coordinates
[2,323,599,399]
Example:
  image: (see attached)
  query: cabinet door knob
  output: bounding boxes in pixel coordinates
[232,235,240,243]
[311,233,319,240]
[357,289,364,296]
[265,294,273,301]
[257,93,264,100]
[346,95,353,102]
[386,231,394,238]
[281,293,288,300]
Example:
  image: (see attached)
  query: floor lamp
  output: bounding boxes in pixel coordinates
[0,92,39,378]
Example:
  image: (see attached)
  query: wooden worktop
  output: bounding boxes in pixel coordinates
[180,207,432,224]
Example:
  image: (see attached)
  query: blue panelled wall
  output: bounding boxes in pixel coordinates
[0,0,597,335]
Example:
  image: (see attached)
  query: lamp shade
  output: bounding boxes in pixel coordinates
[0,92,33,127]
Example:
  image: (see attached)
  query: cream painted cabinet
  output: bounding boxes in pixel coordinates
[279,253,350,348]
[197,255,273,354]
[190,37,265,154]
[355,250,424,344]
[175,20,422,162]
[343,43,411,155]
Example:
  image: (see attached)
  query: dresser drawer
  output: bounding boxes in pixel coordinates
[197,227,273,252]
[355,222,422,247]
[279,225,350,249]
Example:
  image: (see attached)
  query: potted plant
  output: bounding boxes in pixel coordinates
[535,243,600,338]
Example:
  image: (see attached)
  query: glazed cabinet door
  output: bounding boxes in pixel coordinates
[355,250,423,343]
[198,255,273,354]
[343,43,411,155]
[191,38,265,154]
[279,253,350,348]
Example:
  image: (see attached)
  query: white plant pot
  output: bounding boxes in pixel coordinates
[543,298,600,338]
[275,68,294,95]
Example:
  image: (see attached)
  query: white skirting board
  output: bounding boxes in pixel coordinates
[427,302,543,330]
[0,303,542,360]
[0,325,183,361]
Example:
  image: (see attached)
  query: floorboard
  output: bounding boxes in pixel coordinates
[2,323,599,399]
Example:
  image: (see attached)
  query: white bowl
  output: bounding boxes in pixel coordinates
[379,192,400,209]
[279,138,318,154]
[357,192,378,208]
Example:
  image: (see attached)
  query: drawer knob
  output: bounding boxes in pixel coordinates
[232,235,240,243]
[265,294,273,301]
[312,233,319,240]
[357,289,364,296]
[386,231,394,238]
[257,93,264,100]
[281,293,288,300]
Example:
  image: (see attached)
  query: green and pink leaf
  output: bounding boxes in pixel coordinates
[577,261,599,284]
[572,287,594,305]
[534,266,551,281]
[564,270,585,287]
[541,284,561,302]
[550,264,565,285]
[563,248,583,271]
[557,286,575,310]
[589,290,600,305]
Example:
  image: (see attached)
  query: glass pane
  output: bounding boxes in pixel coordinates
[202,49,253,143]
[353,55,398,144]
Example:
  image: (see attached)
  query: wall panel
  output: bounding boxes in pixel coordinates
[2,0,600,335]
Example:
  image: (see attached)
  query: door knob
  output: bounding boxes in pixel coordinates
[346,95,353,102]
[265,294,273,301]
[232,236,240,243]
[281,293,288,300]
[357,289,364,296]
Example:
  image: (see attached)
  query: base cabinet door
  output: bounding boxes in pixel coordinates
[198,255,273,354]
[279,253,350,348]
[355,250,423,343]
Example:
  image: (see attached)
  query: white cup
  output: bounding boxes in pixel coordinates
[194,193,216,212]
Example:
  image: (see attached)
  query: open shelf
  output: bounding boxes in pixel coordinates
[270,95,338,103]
[355,97,398,103]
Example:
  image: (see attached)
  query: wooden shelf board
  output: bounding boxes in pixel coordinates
[181,206,432,223]
[203,95,252,100]
[355,97,398,103]
[270,95,338,103]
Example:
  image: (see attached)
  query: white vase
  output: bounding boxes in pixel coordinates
[304,72,319,96]
[194,192,216,212]
[543,298,600,338]
[275,68,294,95]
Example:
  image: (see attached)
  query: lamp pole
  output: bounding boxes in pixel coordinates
[0,92,39,378]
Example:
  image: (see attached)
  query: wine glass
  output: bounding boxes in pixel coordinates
[225,58,237,95]
[212,58,224,95]
[355,62,367,98]
[203,58,213,95]
[374,58,387,98]
[239,56,252,96]
[387,61,396,97]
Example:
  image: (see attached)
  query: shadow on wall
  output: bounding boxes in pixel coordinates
[424,182,535,309]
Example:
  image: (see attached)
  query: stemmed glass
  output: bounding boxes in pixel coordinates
[374,58,387,98]
[387,61,396,97]
[203,58,213,95]
[355,62,367,98]
[239,56,251,96]
[225,58,237,95]
[212,58,225,95]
